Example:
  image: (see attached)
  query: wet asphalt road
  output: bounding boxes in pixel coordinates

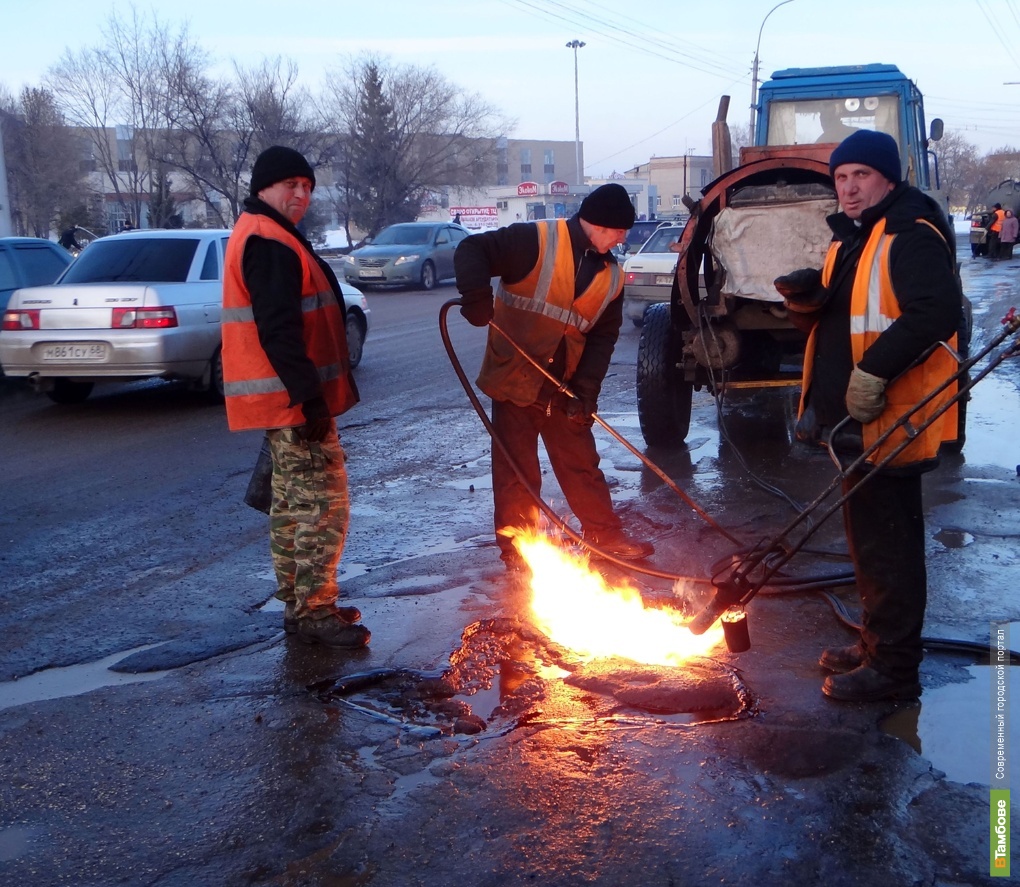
[0,248,1018,886]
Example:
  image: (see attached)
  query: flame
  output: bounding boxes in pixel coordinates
[513,529,724,666]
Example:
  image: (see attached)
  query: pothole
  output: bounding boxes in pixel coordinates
[309,617,754,736]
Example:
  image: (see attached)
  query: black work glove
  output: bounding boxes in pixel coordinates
[295,396,332,442]
[773,268,828,312]
[565,394,596,427]
[459,296,494,327]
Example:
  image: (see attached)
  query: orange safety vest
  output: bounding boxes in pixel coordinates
[221,213,358,432]
[991,208,1006,233]
[801,217,958,468]
[476,219,623,406]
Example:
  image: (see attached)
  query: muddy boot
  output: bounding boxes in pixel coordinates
[291,612,371,648]
[284,602,362,634]
[584,530,654,560]
[818,643,864,673]
[822,665,920,702]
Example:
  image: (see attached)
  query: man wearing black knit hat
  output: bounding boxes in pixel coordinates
[454,183,654,573]
[222,145,369,648]
[774,129,963,702]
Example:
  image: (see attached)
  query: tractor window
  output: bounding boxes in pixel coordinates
[766,96,902,147]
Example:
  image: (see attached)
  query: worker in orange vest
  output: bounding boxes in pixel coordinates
[988,202,1006,259]
[222,146,369,648]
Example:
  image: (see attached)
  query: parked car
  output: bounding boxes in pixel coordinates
[0,237,74,313]
[0,229,370,404]
[341,222,470,290]
[611,218,662,262]
[969,210,991,257]
[621,223,685,326]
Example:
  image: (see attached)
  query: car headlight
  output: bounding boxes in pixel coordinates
[341,255,354,265]
[393,254,420,266]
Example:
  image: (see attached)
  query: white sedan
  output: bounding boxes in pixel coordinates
[0,229,370,404]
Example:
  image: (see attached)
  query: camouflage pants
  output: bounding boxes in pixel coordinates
[267,424,350,618]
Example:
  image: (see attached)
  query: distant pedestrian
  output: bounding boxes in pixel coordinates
[222,145,369,648]
[453,212,462,225]
[988,203,1006,258]
[1000,209,1018,259]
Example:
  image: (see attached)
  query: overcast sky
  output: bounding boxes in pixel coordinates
[2,0,1017,177]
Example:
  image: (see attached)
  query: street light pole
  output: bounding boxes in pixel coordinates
[566,39,586,186]
[749,0,795,145]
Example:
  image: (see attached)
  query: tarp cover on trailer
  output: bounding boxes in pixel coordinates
[709,198,837,302]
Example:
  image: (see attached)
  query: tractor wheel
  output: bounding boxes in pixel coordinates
[636,302,693,446]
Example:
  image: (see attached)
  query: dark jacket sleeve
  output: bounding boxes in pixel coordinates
[454,223,541,305]
[243,236,323,408]
[571,295,623,403]
[857,224,961,381]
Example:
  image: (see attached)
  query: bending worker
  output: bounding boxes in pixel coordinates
[222,145,369,648]
[775,129,961,702]
[454,183,654,573]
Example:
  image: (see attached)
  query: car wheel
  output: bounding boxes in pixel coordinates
[345,313,365,369]
[420,261,436,290]
[208,348,225,402]
[636,303,693,446]
[46,378,94,405]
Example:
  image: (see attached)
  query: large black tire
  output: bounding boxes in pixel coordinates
[420,261,436,290]
[46,379,93,404]
[345,313,365,369]
[636,303,693,446]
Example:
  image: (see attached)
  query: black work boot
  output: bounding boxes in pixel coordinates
[818,644,864,673]
[822,665,920,702]
[284,602,362,634]
[584,530,654,560]
[292,611,371,648]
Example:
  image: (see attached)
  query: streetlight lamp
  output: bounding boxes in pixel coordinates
[749,0,795,144]
[566,39,586,186]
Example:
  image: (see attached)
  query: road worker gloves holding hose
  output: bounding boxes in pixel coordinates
[844,367,888,424]
[460,294,495,327]
[774,267,887,425]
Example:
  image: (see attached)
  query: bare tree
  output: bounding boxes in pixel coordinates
[928,129,980,213]
[0,87,87,237]
[46,5,202,229]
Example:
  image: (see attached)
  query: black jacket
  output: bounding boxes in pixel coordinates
[454,214,623,405]
[241,197,354,416]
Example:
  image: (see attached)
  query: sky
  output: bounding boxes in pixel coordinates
[2,0,1018,178]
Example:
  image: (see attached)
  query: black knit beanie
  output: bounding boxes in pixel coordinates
[828,129,901,184]
[579,183,636,230]
[249,146,316,196]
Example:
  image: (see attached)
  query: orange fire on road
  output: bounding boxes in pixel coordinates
[513,530,724,665]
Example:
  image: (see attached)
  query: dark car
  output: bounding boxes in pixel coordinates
[0,237,74,312]
[341,222,470,290]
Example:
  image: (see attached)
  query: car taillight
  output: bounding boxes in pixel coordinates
[112,306,178,329]
[1,309,40,331]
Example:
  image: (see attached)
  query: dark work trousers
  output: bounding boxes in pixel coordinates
[491,398,621,560]
[841,467,927,679]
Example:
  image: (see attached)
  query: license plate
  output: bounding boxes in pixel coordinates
[654,275,673,286]
[359,269,384,279]
[41,342,108,362]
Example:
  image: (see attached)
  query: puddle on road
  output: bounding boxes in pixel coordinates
[0,644,170,712]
